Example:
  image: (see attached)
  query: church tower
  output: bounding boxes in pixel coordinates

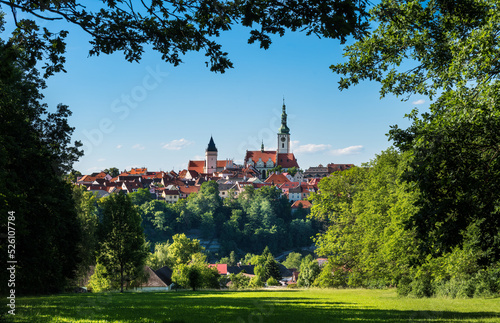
[204,136,218,174]
[277,100,290,154]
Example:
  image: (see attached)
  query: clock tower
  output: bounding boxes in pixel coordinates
[277,100,290,154]
[204,136,218,174]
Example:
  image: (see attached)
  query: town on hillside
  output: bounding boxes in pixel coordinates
[74,102,353,207]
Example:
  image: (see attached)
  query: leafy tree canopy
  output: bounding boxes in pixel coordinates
[1,0,370,75]
[330,0,500,265]
[97,193,148,292]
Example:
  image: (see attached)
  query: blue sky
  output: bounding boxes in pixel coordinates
[3,7,428,174]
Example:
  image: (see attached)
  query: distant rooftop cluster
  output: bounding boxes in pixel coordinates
[75,102,353,205]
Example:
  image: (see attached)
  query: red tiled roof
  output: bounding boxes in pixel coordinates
[130,168,147,175]
[291,200,312,209]
[276,153,299,168]
[280,182,300,189]
[78,175,96,183]
[178,185,200,195]
[217,160,231,168]
[264,173,290,185]
[188,160,205,173]
[245,150,276,164]
[209,264,228,275]
[87,185,107,191]
[95,172,108,179]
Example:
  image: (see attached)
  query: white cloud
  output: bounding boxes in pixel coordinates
[132,144,145,150]
[85,166,101,173]
[291,140,332,154]
[162,138,193,150]
[295,143,332,153]
[330,145,364,156]
[97,158,106,162]
[412,99,425,105]
[116,144,122,149]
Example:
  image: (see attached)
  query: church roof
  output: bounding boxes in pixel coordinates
[206,136,217,152]
[245,150,276,164]
[276,153,299,168]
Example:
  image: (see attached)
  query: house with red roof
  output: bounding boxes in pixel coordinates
[291,200,312,210]
[264,173,290,186]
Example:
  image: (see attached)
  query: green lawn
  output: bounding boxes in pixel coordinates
[5,288,500,322]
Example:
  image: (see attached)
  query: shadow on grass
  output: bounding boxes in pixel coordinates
[10,290,500,323]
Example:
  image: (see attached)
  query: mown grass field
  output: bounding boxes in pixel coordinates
[4,288,500,323]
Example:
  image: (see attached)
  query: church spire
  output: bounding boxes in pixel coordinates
[279,98,290,135]
[261,140,264,152]
[206,136,217,152]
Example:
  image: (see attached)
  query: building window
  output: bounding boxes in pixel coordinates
[282,143,284,148]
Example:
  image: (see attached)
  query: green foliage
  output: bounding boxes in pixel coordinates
[129,188,153,206]
[248,275,265,288]
[146,242,171,270]
[87,263,118,293]
[282,252,302,270]
[297,255,321,287]
[3,0,369,75]
[266,277,280,286]
[72,186,99,285]
[311,149,419,288]
[313,261,348,288]
[167,233,204,268]
[66,170,82,182]
[229,272,251,290]
[0,35,83,295]
[171,252,219,290]
[287,166,299,177]
[331,0,500,293]
[97,193,148,292]
[263,254,282,282]
[104,167,120,177]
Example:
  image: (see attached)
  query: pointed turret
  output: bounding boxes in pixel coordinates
[206,136,218,152]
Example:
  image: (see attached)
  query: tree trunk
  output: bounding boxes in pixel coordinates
[120,265,124,293]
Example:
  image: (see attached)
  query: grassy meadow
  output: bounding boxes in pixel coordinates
[5,288,500,323]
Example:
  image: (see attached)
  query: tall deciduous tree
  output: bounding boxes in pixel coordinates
[1,0,370,75]
[0,23,83,294]
[331,0,500,265]
[97,193,148,292]
[72,185,99,285]
[310,149,419,287]
[167,233,204,268]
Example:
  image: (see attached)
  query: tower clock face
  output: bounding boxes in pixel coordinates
[281,137,286,142]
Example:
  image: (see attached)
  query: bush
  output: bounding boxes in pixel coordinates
[347,270,364,288]
[266,277,280,286]
[434,277,474,298]
[397,276,412,297]
[88,263,119,292]
[409,271,433,298]
[312,263,348,288]
[229,273,250,289]
[248,276,265,288]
